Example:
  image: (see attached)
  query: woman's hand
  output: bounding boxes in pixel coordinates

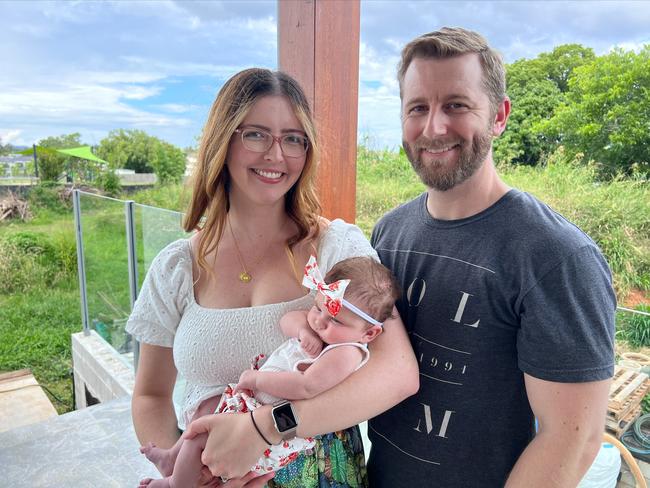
[220,471,275,487]
[184,411,272,479]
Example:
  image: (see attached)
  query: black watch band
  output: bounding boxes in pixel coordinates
[271,400,299,440]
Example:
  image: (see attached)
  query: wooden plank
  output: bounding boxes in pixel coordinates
[610,368,636,395]
[0,370,58,432]
[608,378,650,419]
[0,375,38,393]
[0,368,33,382]
[313,0,360,223]
[612,372,648,406]
[606,404,643,437]
[278,0,315,108]
[278,0,360,223]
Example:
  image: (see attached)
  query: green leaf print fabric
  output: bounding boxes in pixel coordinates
[268,426,368,488]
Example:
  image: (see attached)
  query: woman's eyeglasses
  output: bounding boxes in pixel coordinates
[234,128,309,158]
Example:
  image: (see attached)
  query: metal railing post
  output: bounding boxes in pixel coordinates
[125,200,140,370]
[73,190,90,335]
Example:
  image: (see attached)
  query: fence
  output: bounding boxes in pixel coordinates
[72,190,189,369]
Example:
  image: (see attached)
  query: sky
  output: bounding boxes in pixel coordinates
[1,0,649,152]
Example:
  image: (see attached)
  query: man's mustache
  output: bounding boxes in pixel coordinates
[412,136,462,151]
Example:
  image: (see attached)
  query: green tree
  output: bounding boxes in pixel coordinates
[97,129,185,184]
[495,71,563,166]
[541,46,650,176]
[151,141,186,185]
[535,44,596,93]
[96,129,156,173]
[495,44,595,167]
[36,133,83,181]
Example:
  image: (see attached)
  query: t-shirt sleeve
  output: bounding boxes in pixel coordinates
[125,240,193,347]
[318,219,379,274]
[517,244,616,382]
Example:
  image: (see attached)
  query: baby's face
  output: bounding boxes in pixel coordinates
[307,292,378,345]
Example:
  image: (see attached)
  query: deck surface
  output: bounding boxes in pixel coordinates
[0,395,157,487]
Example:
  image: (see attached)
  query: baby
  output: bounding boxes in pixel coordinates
[139,255,400,488]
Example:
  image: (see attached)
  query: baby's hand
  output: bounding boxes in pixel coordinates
[235,369,258,394]
[299,329,323,358]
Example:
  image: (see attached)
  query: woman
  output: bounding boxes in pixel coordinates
[127,68,418,488]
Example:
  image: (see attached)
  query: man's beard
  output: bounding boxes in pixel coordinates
[402,127,493,192]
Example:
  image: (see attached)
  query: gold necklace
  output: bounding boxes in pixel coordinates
[228,216,279,283]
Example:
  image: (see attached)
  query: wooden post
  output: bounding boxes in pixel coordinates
[278,0,360,223]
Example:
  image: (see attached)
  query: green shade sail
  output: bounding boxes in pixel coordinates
[55,146,107,164]
[19,145,107,164]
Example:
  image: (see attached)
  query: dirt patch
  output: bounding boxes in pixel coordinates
[616,341,650,360]
[624,288,650,308]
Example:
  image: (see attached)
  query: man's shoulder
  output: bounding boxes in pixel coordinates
[512,191,596,246]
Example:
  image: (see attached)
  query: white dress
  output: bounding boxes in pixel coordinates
[125,219,378,430]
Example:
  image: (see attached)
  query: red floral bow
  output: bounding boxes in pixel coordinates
[302,255,350,316]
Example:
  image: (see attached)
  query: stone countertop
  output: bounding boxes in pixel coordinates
[0,395,158,487]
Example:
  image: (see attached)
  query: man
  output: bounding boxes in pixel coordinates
[369,27,616,487]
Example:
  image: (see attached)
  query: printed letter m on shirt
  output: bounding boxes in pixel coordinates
[413,404,454,438]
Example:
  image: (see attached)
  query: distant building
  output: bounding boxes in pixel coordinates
[0,154,33,177]
[185,151,197,177]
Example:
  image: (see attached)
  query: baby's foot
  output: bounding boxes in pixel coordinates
[140,442,174,477]
[138,477,171,488]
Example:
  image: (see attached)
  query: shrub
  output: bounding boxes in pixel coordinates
[28,183,69,213]
[95,170,122,197]
[0,231,76,294]
[617,305,650,348]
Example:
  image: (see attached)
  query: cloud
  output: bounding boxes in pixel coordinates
[0,129,23,146]
[2,0,649,150]
[356,0,650,147]
[153,103,201,114]
[361,1,650,62]
[0,0,279,147]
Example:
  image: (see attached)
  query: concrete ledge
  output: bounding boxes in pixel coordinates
[72,331,134,409]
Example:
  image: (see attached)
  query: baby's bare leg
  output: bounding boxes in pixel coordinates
[140,395,221,477]
[140,440,181,478]
[139,433,208,488]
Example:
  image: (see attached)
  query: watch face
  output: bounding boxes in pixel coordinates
[274,402,297,432]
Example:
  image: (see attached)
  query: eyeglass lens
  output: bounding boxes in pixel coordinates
[240,129,308,157]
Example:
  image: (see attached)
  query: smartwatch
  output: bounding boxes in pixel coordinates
[271,400,299,440]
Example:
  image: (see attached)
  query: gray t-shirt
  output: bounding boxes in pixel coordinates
[368,189,615,488]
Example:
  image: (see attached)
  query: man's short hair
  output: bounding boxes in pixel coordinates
[397,27,506,113]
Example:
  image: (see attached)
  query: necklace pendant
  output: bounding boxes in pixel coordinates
[239,271,252,283]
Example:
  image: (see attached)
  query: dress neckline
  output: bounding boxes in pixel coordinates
[182,239,314,312]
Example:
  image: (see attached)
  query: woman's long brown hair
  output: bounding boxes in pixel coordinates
[182,68,321,274]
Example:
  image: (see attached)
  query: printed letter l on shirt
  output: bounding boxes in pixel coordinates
[452,291,480,328]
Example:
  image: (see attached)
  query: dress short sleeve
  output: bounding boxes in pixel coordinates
[125,239,193,347]
[317,218,379,274]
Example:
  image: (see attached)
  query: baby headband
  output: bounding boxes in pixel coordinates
[302,255,383,328]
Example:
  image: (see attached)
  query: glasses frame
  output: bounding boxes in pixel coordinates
[234,128,309,158]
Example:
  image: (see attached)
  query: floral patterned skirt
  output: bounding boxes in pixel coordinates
[267,426,368,488]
